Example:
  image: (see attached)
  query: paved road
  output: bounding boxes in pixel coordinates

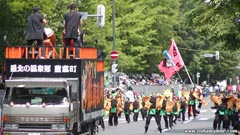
[97,97,238,135]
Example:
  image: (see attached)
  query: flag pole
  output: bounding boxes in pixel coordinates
[176,71,183,83]
[172,38,194,87]
[183,63,194,87]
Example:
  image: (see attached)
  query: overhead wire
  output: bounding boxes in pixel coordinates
[177,47,234,53]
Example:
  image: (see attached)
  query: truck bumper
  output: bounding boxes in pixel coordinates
[3,132,71,135]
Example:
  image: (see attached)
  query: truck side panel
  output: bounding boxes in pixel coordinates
[80,60,104,122]
[5,59,81,78]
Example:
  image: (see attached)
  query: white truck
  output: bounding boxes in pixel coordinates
[2,46,105,135]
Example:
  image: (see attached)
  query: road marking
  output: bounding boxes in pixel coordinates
[200,109,208,113]
[162,128,169,132]
[104,117,144,122]
[198,118,210,120]
[104,116,205,133]
[184,119,193,124]
[211,110,216,113]
[119,121,126,124]
[104,113,209,126]
[162,118,194,132]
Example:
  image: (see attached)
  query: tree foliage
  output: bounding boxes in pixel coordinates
[178,0,240,84]
[185,0,240,50]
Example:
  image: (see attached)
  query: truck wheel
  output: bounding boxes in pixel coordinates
[79,123,90,134]
[79,121,97,135]
[89,121,98,135]
[72,122,79,135]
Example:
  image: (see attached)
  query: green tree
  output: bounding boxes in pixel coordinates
[75,0,181,74]
[176,0,240,84]
[185,0,240,50]
[2,0,238,83]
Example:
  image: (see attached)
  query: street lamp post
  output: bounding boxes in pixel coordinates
[112,0,116,87]
[207,73,210,85]
[112,0,115,51]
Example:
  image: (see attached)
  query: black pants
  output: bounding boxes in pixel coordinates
[145,114,162,133]
[133,111,139,122]
[223,115,230,130]
[140,108,147,120]
[27,39,45,57]
[213,113,224,130]
[188,105,196,119]
[64,38,80,58]
[125,112,130,123]
[108,112,118,126]
[232,112,239,127]
[197,101,202,114]
[160,115,171,129]
[98,117,105,130]
[198,102,202,109]
[168,114,173,128]
[173,114,178,124]
[178,109,186,121]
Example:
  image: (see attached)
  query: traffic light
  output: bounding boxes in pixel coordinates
[215,51,219,60]
[111,64,118,73]
[97,4,105,27]
[196,72,200,78]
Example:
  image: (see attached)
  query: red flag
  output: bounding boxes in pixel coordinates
[158,59,176,80]
[158,39,184,80]
[168,39,184,70]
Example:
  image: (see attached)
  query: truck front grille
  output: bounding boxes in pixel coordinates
[5,115,64,124]
[19,124,52,129]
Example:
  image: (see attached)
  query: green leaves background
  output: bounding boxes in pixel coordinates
[0,0,239,84]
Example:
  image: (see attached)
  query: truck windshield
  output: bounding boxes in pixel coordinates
[5,87,68,105]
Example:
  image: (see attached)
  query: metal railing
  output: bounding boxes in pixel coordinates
[5,46,97,59]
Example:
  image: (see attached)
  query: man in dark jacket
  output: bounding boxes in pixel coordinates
[63,3,82,58]
[26,6,46,58]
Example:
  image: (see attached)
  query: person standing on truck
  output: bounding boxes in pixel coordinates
[26,6,46,58]
[108,95,118,126]
[63,3,82,58]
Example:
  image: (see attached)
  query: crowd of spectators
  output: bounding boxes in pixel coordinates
[113,73,182,86]
[104,73,183,101]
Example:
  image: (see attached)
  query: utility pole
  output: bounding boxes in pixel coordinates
[112,0,116,87]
